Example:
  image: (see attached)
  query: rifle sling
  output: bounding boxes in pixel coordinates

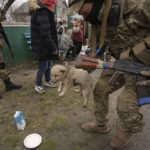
[91,0,112,56]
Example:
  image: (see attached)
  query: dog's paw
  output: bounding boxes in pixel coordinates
[74,89,81,93]
[58,88,62,93]
[58,92,65,97]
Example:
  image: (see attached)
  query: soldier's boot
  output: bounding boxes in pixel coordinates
[3,78,22,91]
[110,131,137,149]
[81,122,110,133]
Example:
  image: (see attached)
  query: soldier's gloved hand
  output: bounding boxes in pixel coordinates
[0,62,6,69]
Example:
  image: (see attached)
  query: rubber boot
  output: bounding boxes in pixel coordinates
[3,78,22,91]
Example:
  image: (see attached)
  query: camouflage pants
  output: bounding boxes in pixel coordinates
[0,51,10,80]
[93,69,145,133]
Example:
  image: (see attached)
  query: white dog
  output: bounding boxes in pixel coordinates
[51,64,93,107]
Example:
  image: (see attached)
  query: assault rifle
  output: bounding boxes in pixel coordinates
[75,54,150,74]
[0,22,14,58]
[75,54,150,105]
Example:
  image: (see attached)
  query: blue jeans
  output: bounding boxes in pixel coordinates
[36,60,53,86]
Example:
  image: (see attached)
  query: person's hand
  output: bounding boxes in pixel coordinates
[52,50,58,55]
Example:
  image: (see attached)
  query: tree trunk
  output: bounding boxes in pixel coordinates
[0,0,15,21]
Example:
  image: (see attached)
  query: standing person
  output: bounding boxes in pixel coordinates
[72,20,83,56]
[0,26,22,99]
[57,21,65,42]
[68,0,150,149]
[29,0,59,94]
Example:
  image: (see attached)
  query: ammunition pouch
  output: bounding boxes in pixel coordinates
[132,36,150,66]
[107,2,120,26]
[120,36,150,66]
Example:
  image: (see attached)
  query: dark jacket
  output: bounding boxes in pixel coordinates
[30,6,58,61]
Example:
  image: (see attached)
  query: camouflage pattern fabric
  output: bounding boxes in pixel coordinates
[93,70,144,133]
[92,0,149,134]
[68,0,149,134]
[0,41,10,80]
[88,0,150,58]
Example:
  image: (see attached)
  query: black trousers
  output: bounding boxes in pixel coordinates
[66,46,76,58]
[73,41,82,55]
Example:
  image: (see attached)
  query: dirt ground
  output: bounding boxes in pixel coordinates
[0,60,150,150]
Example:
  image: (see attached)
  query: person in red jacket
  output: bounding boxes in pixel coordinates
[72,20,83,56]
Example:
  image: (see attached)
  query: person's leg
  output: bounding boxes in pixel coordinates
[70,46,77,58]
[36,60,48,86]
[81,70,124,132]
[44,60,56,88]
[35,60,48,93]
[111,73,144,149]
[74,41,80,55]
[45,60,52,82]
[78,42,82,54]
[0,65,22,92]
[0,52,22,92]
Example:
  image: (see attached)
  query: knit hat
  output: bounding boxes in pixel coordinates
[40,0,57,11]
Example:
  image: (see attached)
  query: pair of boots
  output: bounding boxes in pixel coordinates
[0,78,22,99]
[81,122,136,149]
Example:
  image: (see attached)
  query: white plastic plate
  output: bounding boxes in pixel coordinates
[24,133,42,149]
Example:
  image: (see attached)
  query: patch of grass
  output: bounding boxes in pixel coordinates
[3,135,20,147]
[1,112,12,124]
[74,146,81,150]
[38,139,57,150]
[50,115,69,130]
[29,116,45,130]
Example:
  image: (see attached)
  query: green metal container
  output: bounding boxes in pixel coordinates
[2,23,32,66]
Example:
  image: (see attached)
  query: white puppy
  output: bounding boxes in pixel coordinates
[51,64,93,107]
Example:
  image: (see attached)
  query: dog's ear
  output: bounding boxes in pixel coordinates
[60,69,66,74]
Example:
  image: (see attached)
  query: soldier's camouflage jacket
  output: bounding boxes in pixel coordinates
[106,0,150,58]
[69,0,150,60]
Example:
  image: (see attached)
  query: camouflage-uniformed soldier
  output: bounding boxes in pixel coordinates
[0,31,22,99]
[68,0,150,149]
